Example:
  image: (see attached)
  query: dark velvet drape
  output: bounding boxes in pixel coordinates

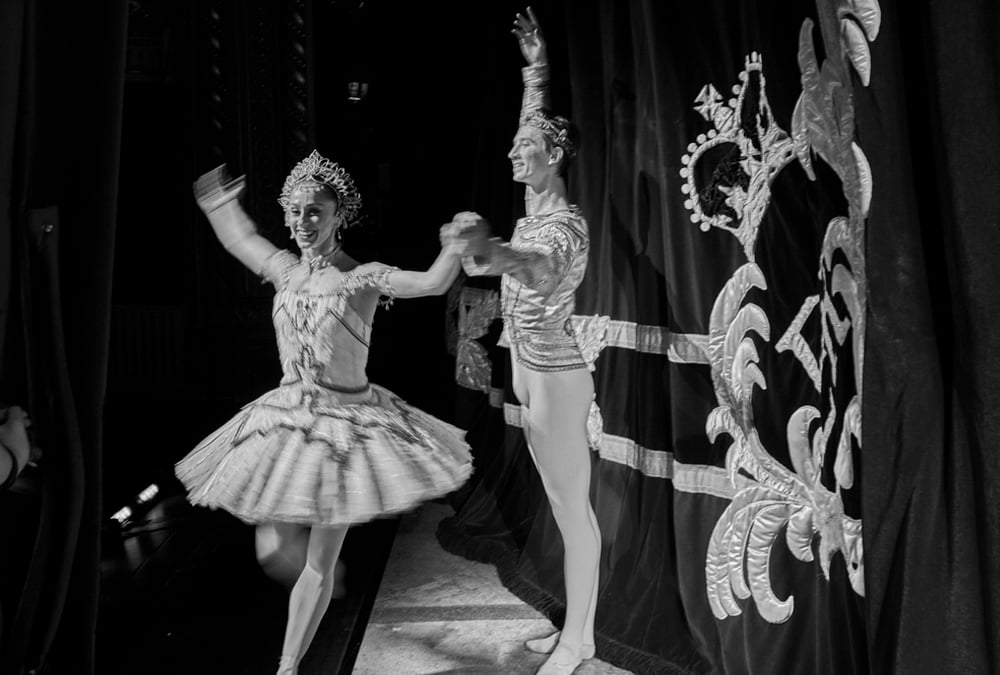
[859,1,1000,673]
[439,0,1000,673]
[0,1,128,673]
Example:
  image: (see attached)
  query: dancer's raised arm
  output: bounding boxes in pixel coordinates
[514,6,550,119]
[514,7,552,215]
[194,166,280,279]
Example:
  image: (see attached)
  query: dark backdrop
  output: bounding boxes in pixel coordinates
[0,0,128,672]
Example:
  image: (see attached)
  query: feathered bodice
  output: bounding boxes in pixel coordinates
[257,248,394,390]
[273,288,372,391]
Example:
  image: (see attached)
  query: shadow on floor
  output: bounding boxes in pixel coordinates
[96,479,398,675]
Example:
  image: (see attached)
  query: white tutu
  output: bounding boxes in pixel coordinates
[175,382,472,526]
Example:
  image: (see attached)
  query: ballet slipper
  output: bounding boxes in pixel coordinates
[526,631,595,659]
[536,642,589,675]
[276,654,297,675]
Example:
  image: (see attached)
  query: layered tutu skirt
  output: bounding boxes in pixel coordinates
[175,382,472,526]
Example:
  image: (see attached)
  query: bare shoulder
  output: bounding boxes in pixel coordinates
[331,255,378,292]
[338,253,363,272]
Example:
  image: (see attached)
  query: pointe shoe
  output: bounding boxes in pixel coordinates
[536,643,588,675]
[526,631,595,660]
[277,654,299,675]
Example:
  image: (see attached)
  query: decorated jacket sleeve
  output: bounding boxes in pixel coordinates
[461,241,540,280]
[519,64,550,123]
[258,249,299,290]
[520,64,551,215]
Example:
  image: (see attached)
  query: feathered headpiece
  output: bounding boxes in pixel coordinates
[277,150,363,224]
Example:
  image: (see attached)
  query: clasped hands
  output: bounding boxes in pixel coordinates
[440,211,491,258]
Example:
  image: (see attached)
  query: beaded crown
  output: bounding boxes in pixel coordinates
[277,150,363,224]
[523,111,577,159]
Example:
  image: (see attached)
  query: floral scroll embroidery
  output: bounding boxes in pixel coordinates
[455,287,500,394]
[684,0,878,624]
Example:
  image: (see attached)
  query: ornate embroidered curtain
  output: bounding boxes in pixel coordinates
[438,0,1000,673]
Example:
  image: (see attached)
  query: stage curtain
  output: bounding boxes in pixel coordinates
[0,1,128,673]
[857,0,1000,672]
[438,0,1000,673]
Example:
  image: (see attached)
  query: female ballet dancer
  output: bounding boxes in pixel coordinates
[451,8,601,675]
[175,151,473,674]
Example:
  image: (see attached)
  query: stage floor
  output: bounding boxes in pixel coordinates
[96,486,630,674]
[352,501,632,675]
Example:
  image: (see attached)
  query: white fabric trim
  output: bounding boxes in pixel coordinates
[665,333,710,364]
[503,404,757,490]
[503,403,674,478]
[599,319,709,364]
[503,402,521,427]
[671,462,753,499]
[491,313,709,364]
[600,436,674,478]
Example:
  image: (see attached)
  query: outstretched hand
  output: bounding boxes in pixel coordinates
[452,211,491,257]
[513,6,547,66]
[193,165,246,215]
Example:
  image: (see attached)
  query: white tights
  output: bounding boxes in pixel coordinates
[513,362,601,673]
[256,523,348,674]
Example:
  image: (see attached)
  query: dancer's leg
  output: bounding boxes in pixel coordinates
[522,410,597,661]
[517,367,598,660]
[524,524,599,657]
[256,523,309,589]
[257,523,348,598]
[521,367,601,674]
[277,525,348,674]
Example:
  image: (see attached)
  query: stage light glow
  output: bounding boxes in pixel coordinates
[347,81,368,102]
[137,483,159,504]
[111,506,132,524]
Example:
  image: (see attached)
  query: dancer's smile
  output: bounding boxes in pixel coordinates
[508,127,551,184]
[285,188,340,254]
